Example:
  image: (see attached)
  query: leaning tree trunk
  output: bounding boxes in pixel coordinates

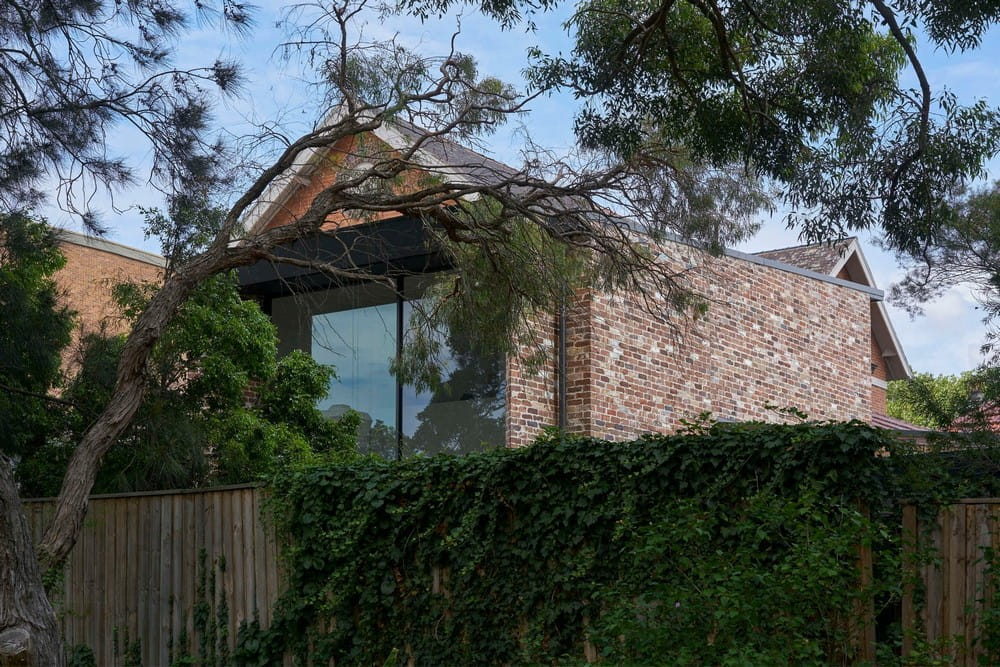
[0,455,64,666]
[36,264,211,571]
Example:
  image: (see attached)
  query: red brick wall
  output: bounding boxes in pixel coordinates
[55,239,163,369]
[263,133,448,232]
[507,314,558,448]
[871,384,887,416]
[871,335,888,381]
[507,243,873,444]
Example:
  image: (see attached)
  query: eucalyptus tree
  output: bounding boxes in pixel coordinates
[891,182,1000,360]
[399,0,1000,256]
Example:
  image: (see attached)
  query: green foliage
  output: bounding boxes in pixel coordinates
[888,372,981,429]
[16,272,358,496]
[398,214,592,384]
[66,644,96,667]
[237,420,904,665]
[588,488,885,665]
[0,0,250,224]
[113,626,142,667]
[892,183,1000,358]
[0,212,74,459]
[975,546,1000,663]
[186,550,230,667]
[887,367,1000,432]
[402,0,1000,259]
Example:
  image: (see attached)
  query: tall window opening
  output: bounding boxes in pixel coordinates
[270,275,505,458]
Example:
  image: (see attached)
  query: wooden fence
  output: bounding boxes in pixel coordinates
[903,499,1000,664]
[24,484,281,667]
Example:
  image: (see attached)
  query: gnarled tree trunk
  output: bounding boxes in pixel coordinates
[0,455,63,667]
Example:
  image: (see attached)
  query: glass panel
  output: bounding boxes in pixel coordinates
[400,276,506,456]
[310,283,398,458]
[272,274,506,458]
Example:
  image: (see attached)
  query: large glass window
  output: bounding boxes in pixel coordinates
[271,275,505,457]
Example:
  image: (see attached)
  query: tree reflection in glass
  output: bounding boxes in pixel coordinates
[401,320,506,456]
[275,274,506,458]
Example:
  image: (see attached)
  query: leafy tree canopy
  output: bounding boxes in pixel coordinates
[16,269,359,497]
[0,0,250,230]
[887,369,1000,429]
[0,213,74,459]
[891,182,1000,360]
[888,371,977,429]
[399,0,1000,256]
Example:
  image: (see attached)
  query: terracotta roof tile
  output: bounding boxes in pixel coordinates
[871,413,932,432]
[949,402,1000,432]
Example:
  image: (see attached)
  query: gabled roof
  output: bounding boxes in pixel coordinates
[390,121,518,184]
[756,237,878,284]
[243,113,517,236]
[755,238,912,382]
[756,239,855,275]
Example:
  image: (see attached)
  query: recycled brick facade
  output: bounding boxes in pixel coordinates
[506,242,873,445]
[54,232,164,369]
[506,319,558,447]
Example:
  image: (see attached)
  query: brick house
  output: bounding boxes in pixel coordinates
[53,230,165,370]
[238,120,913,455]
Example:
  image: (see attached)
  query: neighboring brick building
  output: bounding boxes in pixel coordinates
[238,119,913,454]
[53,230,165,369]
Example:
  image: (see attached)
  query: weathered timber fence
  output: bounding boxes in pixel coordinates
[903,499,1000,664]
[24,484,281,666]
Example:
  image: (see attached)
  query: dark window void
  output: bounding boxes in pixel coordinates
[270,274,505,458]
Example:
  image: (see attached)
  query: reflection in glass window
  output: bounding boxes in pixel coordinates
[313,302,397,458]
[270,274,505,458]
[401,298,505,457]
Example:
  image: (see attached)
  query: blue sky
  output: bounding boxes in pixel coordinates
[51,3,1000,378]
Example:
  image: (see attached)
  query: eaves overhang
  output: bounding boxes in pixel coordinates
[238,215,446,300]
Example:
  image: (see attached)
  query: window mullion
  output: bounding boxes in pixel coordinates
[395,276,404,460]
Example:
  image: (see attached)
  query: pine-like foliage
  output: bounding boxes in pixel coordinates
[0,0,250,227]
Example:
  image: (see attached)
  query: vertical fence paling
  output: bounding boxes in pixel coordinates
[853,500,876,664]
[23,484,281,667]
[902,498,1000,665]
[22,484,887,665]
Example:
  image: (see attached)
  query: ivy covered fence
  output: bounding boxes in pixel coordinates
[236,419,908,665]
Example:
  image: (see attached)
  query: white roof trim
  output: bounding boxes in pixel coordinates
[827,238,856,277]
[839,242,911,380]
[242,143,328,235]
[872,299,912,380]
[836,239,877,287]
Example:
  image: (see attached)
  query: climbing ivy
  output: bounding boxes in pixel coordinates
[233,419,927,665]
